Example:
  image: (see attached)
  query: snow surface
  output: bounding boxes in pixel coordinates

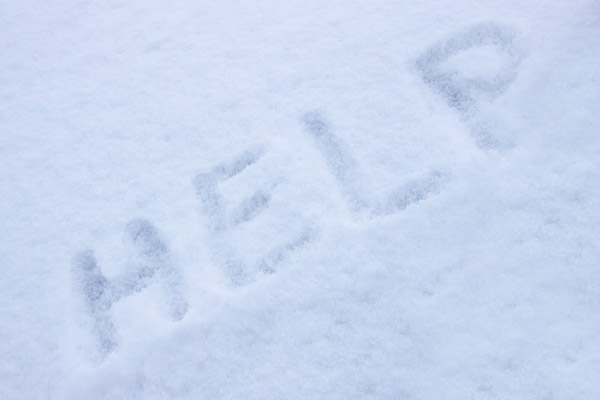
[1,0,600,398]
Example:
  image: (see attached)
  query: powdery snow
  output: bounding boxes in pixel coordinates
[1,0,599,398]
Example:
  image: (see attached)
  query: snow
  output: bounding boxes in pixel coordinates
[1,0,599,398]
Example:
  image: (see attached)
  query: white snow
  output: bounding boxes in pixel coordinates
[1,0,599,398]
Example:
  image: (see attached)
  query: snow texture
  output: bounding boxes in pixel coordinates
[1,0,599,399]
